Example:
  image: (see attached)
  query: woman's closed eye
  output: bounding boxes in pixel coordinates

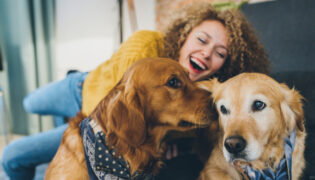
[216,48,227,59]
[197,37,207,44]
[216,51,226,59]
[195,32,209,44]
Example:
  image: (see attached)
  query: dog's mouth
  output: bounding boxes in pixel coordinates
[178,120,209,128]
[224,146,249,163]
[226,152,249,163]
[232,158,251,168]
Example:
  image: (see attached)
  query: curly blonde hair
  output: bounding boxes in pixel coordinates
[162,3,270,81]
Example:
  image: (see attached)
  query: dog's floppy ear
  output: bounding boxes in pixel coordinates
[279,84,305,132]
[196,78,219,93]
[108,83,146,147]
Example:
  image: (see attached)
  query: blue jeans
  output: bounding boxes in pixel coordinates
[1,72,88,180]
[23,72,88,117]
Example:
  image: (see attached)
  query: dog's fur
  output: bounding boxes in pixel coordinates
[198,73,306,180]
[45,58,215,179]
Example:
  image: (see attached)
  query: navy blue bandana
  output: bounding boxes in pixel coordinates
[94,131,130,178]
[241,130,296,180]
[80,117,155,180]
[80,117,130,180]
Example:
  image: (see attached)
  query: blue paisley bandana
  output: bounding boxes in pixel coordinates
[242,130,296,180]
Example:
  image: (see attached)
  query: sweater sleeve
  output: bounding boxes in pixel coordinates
[81,30,164,116]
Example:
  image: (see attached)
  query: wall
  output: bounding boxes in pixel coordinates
[55,0,120,80]
[55,0,157,79]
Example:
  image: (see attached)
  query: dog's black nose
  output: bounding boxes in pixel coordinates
[224,136,246,154]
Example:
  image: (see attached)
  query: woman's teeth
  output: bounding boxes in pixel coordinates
[190,57,206,71]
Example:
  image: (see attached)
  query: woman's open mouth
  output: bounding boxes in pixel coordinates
[189,56,208,73]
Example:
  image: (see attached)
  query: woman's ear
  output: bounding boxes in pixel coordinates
[196,78,219,93]
[279,83,305,132]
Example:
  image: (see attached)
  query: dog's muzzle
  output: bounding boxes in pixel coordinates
[224,135,247,155]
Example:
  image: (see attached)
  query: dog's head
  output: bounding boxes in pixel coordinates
[92,58,213,148]
[199,73,305,163]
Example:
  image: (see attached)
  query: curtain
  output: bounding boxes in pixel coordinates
[0,0,56,135]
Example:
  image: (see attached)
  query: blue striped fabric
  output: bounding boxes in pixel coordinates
[242,130,296,180]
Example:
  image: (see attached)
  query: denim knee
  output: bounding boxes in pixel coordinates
[23,95,34,113]
[22,71,88,116]
[2,143,15,171]
[1,144,34,179]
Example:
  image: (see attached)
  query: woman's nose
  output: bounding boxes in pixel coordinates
[201,48,213,60]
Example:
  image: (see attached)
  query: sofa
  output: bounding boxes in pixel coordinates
[242,0,315,179]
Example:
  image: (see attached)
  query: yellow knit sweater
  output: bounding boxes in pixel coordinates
[81,30,164,116]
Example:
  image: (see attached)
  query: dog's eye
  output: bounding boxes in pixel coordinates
[166,77,182,88]
[220,105,229,115]
[252,100,266,111]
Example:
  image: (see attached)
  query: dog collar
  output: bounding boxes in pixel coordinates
[241,130,296,180]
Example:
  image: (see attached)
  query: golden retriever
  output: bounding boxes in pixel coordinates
[198,73,306,180]
[45,58,215,179]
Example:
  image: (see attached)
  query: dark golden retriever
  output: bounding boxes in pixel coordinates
[198,73,306,180]
[45,58,215,179]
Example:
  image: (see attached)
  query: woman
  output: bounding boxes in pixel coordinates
[1,3,269,180]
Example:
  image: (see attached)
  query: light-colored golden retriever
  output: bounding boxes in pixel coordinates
[198,73,306,180]
[45,58,215,179]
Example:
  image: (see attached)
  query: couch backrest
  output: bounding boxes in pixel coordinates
[242,0,315,127]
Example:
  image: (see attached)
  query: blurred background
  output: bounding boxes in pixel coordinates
[0,0,314,179]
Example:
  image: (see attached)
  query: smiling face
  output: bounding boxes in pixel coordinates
[179,20,228,81]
